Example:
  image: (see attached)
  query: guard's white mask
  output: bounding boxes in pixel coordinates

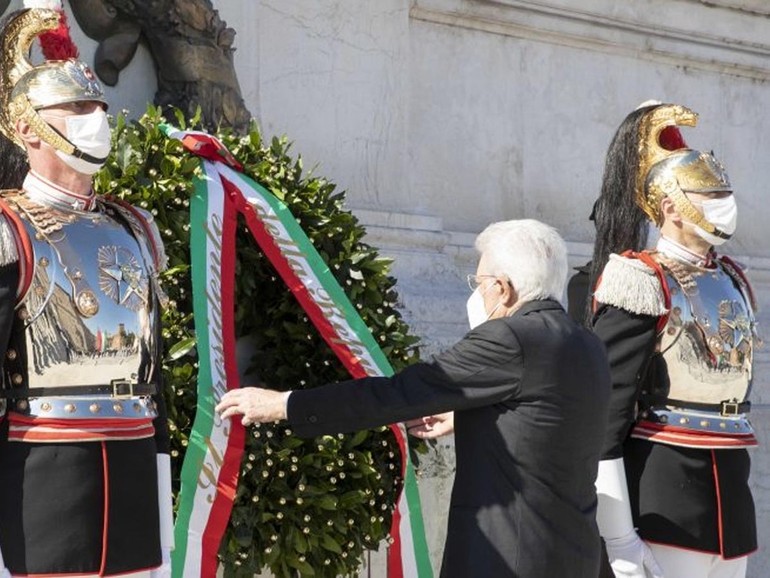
[51,108,112,175]
[689,195,737,247]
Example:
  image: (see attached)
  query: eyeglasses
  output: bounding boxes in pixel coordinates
[466,274,498,292]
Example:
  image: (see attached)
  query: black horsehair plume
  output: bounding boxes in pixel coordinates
[583,105,657,324]
[0,131,28,190]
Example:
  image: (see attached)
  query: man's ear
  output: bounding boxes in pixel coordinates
[500,279,518,308]
[15,117,40,147]
[660,196,682,224]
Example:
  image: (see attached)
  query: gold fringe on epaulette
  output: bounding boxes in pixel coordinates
[594,253,668,316]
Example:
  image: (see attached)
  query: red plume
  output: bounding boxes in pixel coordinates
[38,9,79,60]
[659,125,687,151]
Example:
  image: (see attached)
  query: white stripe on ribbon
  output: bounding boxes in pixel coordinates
[179,169,231,574]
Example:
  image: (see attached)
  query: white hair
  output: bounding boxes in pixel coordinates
[474,219,568,303]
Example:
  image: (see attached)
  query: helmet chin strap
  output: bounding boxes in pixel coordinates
[15,96,107,165]
[45,122,109,164]
[666,185,731,239]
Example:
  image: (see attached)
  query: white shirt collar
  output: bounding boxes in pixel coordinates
[656,236,712,268]
[22,171,96,212]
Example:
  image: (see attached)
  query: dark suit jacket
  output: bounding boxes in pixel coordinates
[289,299,611,577]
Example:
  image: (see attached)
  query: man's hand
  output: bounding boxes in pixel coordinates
[405,412,454,439]
[605,530,664,578]
[215,387,289,425]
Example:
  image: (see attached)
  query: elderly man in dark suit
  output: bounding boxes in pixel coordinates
[217,219,612,577]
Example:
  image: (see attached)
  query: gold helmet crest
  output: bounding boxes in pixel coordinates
[636,103,733,238]
[0,8,107,151]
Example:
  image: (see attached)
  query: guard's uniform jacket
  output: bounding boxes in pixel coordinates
[593,249,758,559]
[0,181,170,576]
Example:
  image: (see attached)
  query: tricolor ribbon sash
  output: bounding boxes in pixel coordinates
[166,128,432,578]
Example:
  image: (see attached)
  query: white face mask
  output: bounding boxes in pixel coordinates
[52,109,112,175]
[466,285,502,330]
[689,195,737,246]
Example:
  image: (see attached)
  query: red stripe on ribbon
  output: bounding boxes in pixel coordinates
[200,182,247,576]
[227,179,368,379]
[386,416,410,578]
[226,177,410,575]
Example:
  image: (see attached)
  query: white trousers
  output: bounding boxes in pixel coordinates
[649,543,747,578]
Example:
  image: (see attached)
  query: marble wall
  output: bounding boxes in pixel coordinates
[217,2,770,575]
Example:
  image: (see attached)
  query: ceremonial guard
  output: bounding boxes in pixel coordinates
[591,103,758,578]
[0,7,172,576]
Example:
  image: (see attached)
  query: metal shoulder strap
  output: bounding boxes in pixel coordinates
[102,196,167,272]
[718,254,758,314]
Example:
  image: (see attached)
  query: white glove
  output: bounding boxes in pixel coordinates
[596,458,663,578]
[152,453,174,577]
[605,530,663,578]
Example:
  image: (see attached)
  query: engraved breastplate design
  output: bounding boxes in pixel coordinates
[7,195,159,391]
[635,256,759,442]
[657,260,755,405]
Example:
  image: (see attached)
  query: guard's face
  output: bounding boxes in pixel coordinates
[685,190,731,203]
[36,100,105,133]
[35,100,111,175]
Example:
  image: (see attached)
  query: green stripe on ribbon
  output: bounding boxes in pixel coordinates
[172,174,215,577]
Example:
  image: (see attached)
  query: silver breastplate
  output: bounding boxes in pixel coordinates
[659,259,755,403]
[640,256,758,437]
[6,195,160,395]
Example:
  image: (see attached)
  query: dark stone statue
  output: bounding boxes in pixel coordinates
[1,0,252,132]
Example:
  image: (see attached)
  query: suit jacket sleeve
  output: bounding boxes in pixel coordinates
[592,304,657,459]
[287,320,523,437]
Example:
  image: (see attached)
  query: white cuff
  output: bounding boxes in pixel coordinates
[595,458,636,540]
[157,453,175,551]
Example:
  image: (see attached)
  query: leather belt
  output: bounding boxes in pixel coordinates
[0,381,158,399]
[8,396,159,420]
[643,395,750,416]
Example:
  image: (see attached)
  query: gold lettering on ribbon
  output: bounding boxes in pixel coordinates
[251,197,380,376]
[197,427,229,505]
[204,212,229,404]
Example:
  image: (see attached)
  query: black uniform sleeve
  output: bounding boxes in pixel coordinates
[0,263,19,362]
[566,262,591,325]
[152,374,170,454]
[591,304,658,459]
[287,321,523,437]
[151,297,170,455]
